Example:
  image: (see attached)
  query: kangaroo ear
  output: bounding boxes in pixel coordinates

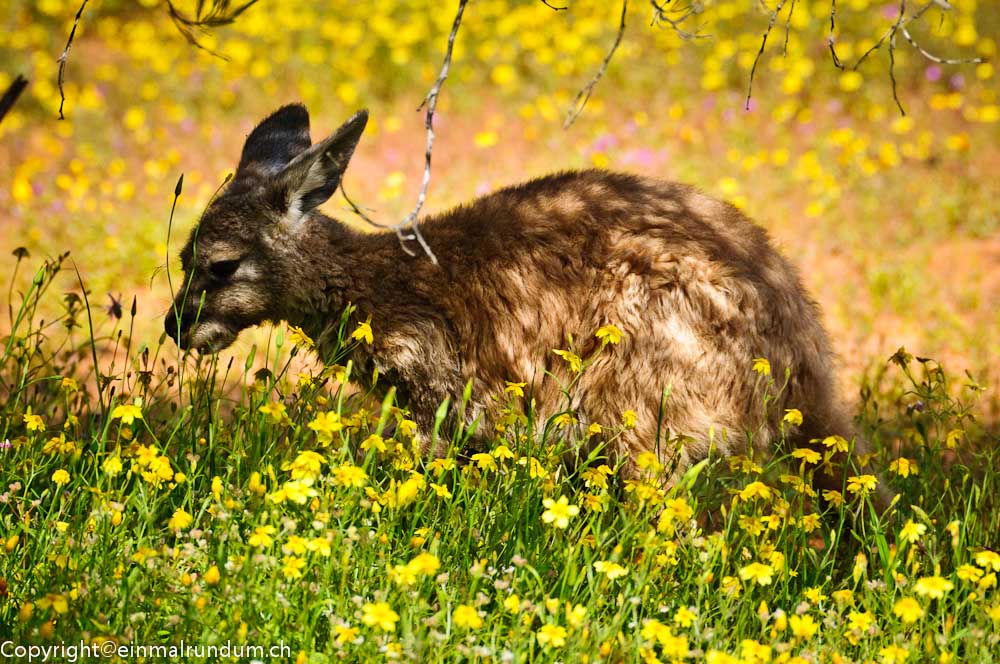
[235,104,312,184]
[277,109,368,222]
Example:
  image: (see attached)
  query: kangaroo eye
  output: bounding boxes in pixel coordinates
[209,259,240,280]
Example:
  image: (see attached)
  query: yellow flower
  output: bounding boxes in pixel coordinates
[879,644,909,664]
[267,479,318,505]
[789,614,818,640]
[351,316,374,345]
[334,624,359,645]
[594,560,629,580]
[846,474,878,495]
[503,594,520,613]
[552,349,583,373]
[581,464,613,489]
[430,483,452,499]
[360,434,386,453]
[102,455,123,476]
[899,520,927,544]
[409,552,441,575]
[471,452,497,472]
[332,463,368,488]
[536,624,567,648]
[111,403,143,425]
[51,469,70,486]
[282,450,326,480]
[282,535,308,556]
[23,407,45,432]
[249,525,276,548]
[803,587,828,604]
[957,564,983,582]
[308,411,343,445]
[621,410,637,428]
[282,555,306,579]
[847,610,875,633]
[892,597,924,623]
[492,444,515,461]
[595,324,623,345]
[258,401,287,424]
[168,508,193,530]
[739,481,773,502]
[541,496,579,529]
[361,601,399,632]
[822,435,850,452]
[203,565,221,586]
[823,489,845,506]
[453,604,483,629]
[738,562,774,586]
[783,409,803,426]
[673,607,697,628]
[913,575,953,599]
[504,381,527,397]
[287,325,314,347]
[751,358,771,375]
[976,550,1000,572]
[889,457,918,478]
[307,537,332,557]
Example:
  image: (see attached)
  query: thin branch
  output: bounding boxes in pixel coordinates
[539,0,568,10]
[57,0,89,120]
[0,75,28,126]
[899,23,982,65]
[165,0,260,57]
[828,0,845,69]
[564,0,628,128]
[342,0,469,264]
[746,0,787,110]
[887,0,906,115]
[649,0,707,40]
[782,0,797,56]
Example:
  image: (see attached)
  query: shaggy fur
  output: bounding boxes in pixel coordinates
[166,105,875,497]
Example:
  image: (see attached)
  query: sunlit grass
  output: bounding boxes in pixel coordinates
[1,252,999,661]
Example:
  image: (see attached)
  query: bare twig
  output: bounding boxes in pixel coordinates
[782,0,797,55]
[166,0,260,57]
[0,75,28,126]
[746,0,787,110]
[899,23,982,65]
[887,0,906,115]
[649,0,707,40]
[342,0,468,264]
[828,0,845,68]
[564,0,628,128]
[57,0,89,120]
[540,0,568,10]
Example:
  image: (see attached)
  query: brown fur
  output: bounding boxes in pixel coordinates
[166,106,879,499]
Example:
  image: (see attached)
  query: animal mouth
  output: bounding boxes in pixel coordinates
[180,321,239,353]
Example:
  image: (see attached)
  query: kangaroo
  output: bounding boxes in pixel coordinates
[165,104,884,504]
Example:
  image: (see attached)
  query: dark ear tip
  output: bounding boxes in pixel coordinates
[348,109,369,128]
[269,103,310,126]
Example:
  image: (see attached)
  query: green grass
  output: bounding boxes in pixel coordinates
[2,252,999,663]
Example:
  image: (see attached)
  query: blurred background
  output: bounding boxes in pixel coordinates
[1,0,997,406]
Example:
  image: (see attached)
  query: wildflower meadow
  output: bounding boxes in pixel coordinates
[1,0,999,662]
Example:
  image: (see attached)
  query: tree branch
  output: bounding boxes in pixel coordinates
[57,0,89,120]
[564,0,628,128]
[746,0,788,110]
[342,0,469,264]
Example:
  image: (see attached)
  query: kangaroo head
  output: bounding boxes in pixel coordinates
[164,104,368,351]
